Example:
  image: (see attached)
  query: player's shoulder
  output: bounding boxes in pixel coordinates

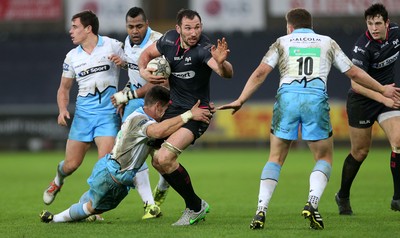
[389,22,400,38]
[100,35,123,47]
[150,29,163,41]
[354,31,371,49]
[198,33,212,48]
[66,46,80,57]
[124,111,151,129]
[159,30,179,45]
[389,22,399,30]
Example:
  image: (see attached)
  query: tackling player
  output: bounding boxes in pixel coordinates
[39,86,211,223]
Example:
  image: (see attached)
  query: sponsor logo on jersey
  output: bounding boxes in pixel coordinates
[393,39,400,48]
[172,71,195,79]
[63,63,69,71]
[372,51,399,69]
[359,120,371,125]
[174,56,184,61]
[381,41,389,49]
[184,57,192,66]
[78,65,110,77]
[353,46,366,54]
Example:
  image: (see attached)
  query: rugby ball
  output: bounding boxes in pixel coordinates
[147,57,171,78]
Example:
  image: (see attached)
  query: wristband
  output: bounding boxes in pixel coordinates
[133,90,138,99]
[126,90,134,100]
[180,110,193,123]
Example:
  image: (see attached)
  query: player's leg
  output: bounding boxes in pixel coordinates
[335,126,372,215]
[43,139,91,205]
[250,134,292,230]
[378,114,400,210]
[302,137,333,230]
[298,93,331,229]
[249,91,300,229]
[153,128,208,226]
[43,110,100,205]
[132,163,162,219]
[94,136,116,159]
[153,173,170,206]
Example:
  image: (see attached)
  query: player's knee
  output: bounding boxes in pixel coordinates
[157,142,180,167]
[351,147,369,160]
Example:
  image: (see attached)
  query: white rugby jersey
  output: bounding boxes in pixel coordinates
[124,28,162,89]
[110,107,156,172]
[62,36,125,97]
[262,28,353,93]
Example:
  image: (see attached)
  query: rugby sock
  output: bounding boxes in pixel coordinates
[52,208,73,222]
[52,202,88,222]
[257,179,277,213]
[55,160,67,186]
[133,169,155,205]
[157,174,170,191]
[390,152,400,200]
[308,171,328,209]
[162,164,201,212]
[69,202,90,221]
[257,162,281,212]
[338,153,362,198]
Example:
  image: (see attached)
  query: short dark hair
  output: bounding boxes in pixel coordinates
[365,3,388,22]
[72,10,99,35]
[176,9,202,26]
[126,7,147,22]
[144,86,170,107]
[286,8,312,29]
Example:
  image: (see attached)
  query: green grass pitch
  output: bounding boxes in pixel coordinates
[0,147,398,237]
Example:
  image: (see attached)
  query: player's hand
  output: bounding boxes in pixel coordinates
[112,88,133,106]
[382,83,400,101]
[382,97,400,109]
[209,102,216,114]
[116,104,125,118]
[108,54,126,67]
[58,110,70,126]
[190,100,212,124]
[211,37,230,64]
[217,100,243,115]
[139,67,168,84]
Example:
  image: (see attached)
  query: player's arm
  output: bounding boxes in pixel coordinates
[57,76,74,126]
[146,100,211,139]
[217,62,272,114]
[138,43,166,84]
[345,65,400,100]
[351,81,400,108]
[207,37,233,78]
[112,81,169,107]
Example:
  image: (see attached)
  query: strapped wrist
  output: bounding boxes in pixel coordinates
[180,110,193,123]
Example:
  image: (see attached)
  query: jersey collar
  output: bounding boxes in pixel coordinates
[292,28,315,34]
[77,35,104,53]
[136,107,155,121]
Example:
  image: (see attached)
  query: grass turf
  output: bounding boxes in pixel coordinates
[0,147,398,237]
